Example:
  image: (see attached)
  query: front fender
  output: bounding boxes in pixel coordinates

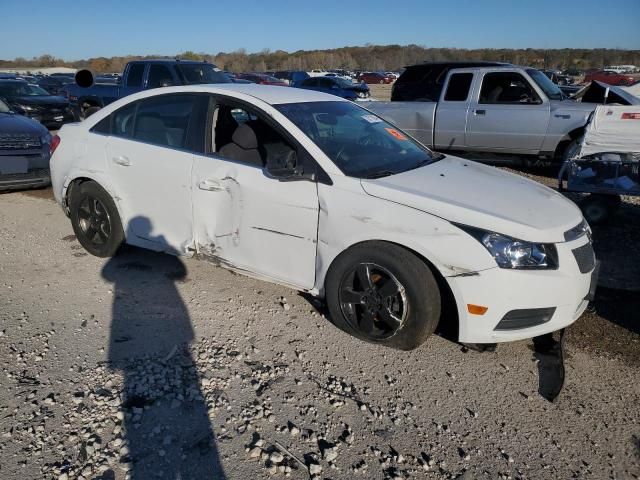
[314,178,495,295]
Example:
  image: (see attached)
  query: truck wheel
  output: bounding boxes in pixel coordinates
[579,194,620,224]
[562,139,580,162]
[82,106,101,120]
[325,242,441,350]
[69,181,125,257]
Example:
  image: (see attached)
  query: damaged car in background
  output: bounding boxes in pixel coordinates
[50,85,596,350]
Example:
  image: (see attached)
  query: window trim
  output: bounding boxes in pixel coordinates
[89,93,209,155]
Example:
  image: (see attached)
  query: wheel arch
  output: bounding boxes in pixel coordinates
[321,239,459,338]
[63,175,127,234]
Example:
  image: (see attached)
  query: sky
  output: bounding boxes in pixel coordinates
[1,0,639,60]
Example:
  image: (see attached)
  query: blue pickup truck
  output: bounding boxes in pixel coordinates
[64,59,230,119]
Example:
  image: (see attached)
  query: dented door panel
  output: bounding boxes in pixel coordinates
[192,155,319,289]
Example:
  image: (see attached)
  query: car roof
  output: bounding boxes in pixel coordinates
[0,79,27,84]
[124,84,349,106]
[405,61,511,69]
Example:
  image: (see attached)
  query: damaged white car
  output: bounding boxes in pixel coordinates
[50,85,597,350]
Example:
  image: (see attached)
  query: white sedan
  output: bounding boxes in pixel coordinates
[50,84,597,350]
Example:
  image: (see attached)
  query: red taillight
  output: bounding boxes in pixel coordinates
[50,135,61,155]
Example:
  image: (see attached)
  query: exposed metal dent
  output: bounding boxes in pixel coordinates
[440,265,480,278]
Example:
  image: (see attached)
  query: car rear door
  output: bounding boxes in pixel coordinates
[465,70,550,153]
[105,93,207,253]
[191,96,319,289]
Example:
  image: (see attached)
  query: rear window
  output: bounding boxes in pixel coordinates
[133,94,197,148]
[444,73,473,101]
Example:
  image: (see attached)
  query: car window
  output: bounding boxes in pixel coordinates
[126,64,145,87]
[479,72,540,104]
[132,94,197,148]
[318,78,334,88]
[211,100,296,169]
[302,78,318,87]
[147,65,173,88]
[113,102,137,138]
[91,115,111,135]
[444,73,473,101]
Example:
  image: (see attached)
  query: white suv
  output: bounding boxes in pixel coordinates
[50,84,597,350]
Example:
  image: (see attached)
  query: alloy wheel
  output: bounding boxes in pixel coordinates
[77,196,112,247]
[338,262,408,340]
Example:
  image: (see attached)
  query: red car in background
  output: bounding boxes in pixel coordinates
[357,72,393,84]
[235,73,288,86]
[584,70,637,86]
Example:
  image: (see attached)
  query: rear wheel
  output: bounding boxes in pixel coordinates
[69,181,124,257]
[325,242,441,350]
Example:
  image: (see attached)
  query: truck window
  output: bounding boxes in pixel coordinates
[126,64,145,87]
[479,72,540,105]
[444,73,473,101]
[147,65,173,88]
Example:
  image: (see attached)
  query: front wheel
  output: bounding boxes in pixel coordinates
[69,181,125,257]
[325,242,441,350]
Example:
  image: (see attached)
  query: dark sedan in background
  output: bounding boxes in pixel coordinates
[296,76,370,100]
[357,72,393,84]
[36,75,74,96]
[0,80,75,129]
[0,98,51,191]
[235,73,288,86]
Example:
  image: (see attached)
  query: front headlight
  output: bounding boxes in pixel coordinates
[457,225,558,270]
[19,104,37,112]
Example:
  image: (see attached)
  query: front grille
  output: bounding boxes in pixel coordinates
[494,307,556,330]
[572,243,596,273]
[0,134,41,150]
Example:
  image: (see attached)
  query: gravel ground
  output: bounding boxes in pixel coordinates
[0,186,638,480]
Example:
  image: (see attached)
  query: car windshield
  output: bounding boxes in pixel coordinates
[0,98,9,113]
[176,64,231,84]
[275,101,442,178]
[0,82,49,98]
[527,68,564,100]
[335,78,355,87]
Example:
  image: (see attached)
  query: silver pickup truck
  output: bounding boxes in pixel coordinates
[367,63,639,163]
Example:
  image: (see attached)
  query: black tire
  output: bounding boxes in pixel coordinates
[579,194,620,224]
[82,106,101,120]
[325,242,441,350]
[69,181,124,257]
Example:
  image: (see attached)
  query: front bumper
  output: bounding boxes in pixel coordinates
[23,110,75,129]
[449,237,595,343]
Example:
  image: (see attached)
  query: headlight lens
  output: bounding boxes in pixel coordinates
[457,225,558,269]
[19,104,36,112]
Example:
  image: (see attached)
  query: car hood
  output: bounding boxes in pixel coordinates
[11,95,69,106]
[0,112,48,135]
[360,156,582,243]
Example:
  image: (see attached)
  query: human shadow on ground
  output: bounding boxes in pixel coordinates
[101,217,226,479]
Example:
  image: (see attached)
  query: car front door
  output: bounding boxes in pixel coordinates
[465,70,550,153]
[191,97,320,289]
[105,93,206,253]
[433,71,475,150]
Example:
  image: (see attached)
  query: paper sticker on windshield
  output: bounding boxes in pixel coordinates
[361,114,382,123]
[385,128,407,140]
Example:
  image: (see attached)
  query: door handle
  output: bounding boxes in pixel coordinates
[473,109,486,115]
[198,179,225,192]
[112,155,131,166]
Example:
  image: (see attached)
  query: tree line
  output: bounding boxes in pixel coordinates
[2,45,639,74]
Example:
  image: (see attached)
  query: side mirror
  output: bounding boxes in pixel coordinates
[264,150,316,182]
